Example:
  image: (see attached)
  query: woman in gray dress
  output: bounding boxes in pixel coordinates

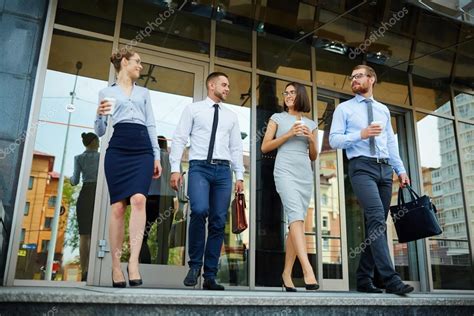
[70,132,100,281]
[261,82,318,291]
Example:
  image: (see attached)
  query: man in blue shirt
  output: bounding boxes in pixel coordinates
[329,65,413,295]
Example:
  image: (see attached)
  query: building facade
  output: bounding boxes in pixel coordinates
[1,0,473,292]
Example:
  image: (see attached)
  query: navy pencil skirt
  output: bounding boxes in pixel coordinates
[104,123,154,205]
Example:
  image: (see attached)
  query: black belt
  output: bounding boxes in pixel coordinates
[351,156,390,165]
[191,159,231,166]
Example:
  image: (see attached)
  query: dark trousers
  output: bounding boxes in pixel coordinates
[349,157,401,287]
[187,160,232,280]
[140,195,174,264]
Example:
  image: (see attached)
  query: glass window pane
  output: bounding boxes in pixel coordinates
[216,22,252,67]
[412,74,452,115]
[15,30,111,282]
[388,114,419,281]
[417,11,460,50]
[214,66,251,286]
[254,1,315,35]
[365,30,411,72]
[317,10,366,45]
[256,75,315,287]
[121,0,210,58]
[315,46,362,95]
[55,0,118,35]
[368,63,410,107]
[459,123,474,284]
[257,33,311,82]
[318,97,343,279]
[416,113,474,290]
[454,92,474,121]
[454,35,474,92]
[131,62,194,268]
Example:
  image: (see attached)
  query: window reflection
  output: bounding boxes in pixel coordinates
[214,66,251,286]
[417,112,474,289]
[388,115,419,281]
[133,63,194,267]
[16,31,111,281]
[121,0,210,58]
[368,63,410,106]
[318,97,343,279]
[257,33,311,82]
[216,22,252,67]
[55,0,118,35]
[454,92,474,120]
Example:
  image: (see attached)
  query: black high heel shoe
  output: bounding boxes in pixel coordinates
[305,283,320,291]
[112,271,126,288]
[127,264,143,287]
[281,276,297,292]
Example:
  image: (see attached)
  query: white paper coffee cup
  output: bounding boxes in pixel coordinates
[103,97,116,115]
[370,120,384,129]
[295,119,305,136]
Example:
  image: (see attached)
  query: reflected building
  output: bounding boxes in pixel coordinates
[16,151,68,280]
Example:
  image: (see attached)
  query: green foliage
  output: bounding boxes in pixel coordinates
[63,178,79,251]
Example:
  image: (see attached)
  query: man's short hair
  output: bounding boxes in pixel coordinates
[353,65,377,85]
[206,72,228,88]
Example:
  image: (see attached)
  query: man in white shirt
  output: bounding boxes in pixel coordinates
[170,72,245,290]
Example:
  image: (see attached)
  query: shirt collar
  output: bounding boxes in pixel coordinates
[205,97,222,109]
[355,94,374,103]
[111,82,137,87]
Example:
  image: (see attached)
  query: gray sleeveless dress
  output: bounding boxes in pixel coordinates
[270,112,317,224]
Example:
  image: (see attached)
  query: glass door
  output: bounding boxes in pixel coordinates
[386,111,420,288]
[94,52,206,288]
[317,96,349,290]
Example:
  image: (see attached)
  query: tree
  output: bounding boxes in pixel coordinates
[63,178,79,251]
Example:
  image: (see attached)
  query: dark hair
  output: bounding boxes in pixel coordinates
[110,47,136,72]
[283,82,311,113]
[206,72,228,89]
[157,136,168,150]
[81,132,98,146]
[352,64,377,85]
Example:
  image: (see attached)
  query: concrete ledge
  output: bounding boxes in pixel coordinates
[0,287,473,315]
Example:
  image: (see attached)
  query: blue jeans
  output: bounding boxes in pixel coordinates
[349,158,402,288]
[187,160,232,280]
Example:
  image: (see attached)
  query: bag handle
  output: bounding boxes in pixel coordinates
[235,192,246,207]
[397,185,420,206]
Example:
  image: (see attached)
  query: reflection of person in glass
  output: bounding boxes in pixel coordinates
[140,136,175,264]
[170,72,245,291]
[329,65,412,294]
[70,132,99,282]
[261,82,319,292]
[95,48,162,288]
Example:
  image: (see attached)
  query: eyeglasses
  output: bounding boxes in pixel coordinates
[349,73,370,81]
[282,90,297,97]
[128,58,142,65]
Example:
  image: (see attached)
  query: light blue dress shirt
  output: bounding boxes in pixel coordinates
[170,97,245,180]
[70,150,100,185]
[94,83,160,160]
[329,94,406,175]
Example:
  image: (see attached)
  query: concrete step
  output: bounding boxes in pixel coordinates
[0,286,474,315]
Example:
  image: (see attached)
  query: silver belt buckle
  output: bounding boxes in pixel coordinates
[209,159,218,165]
[376,158,382,164]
